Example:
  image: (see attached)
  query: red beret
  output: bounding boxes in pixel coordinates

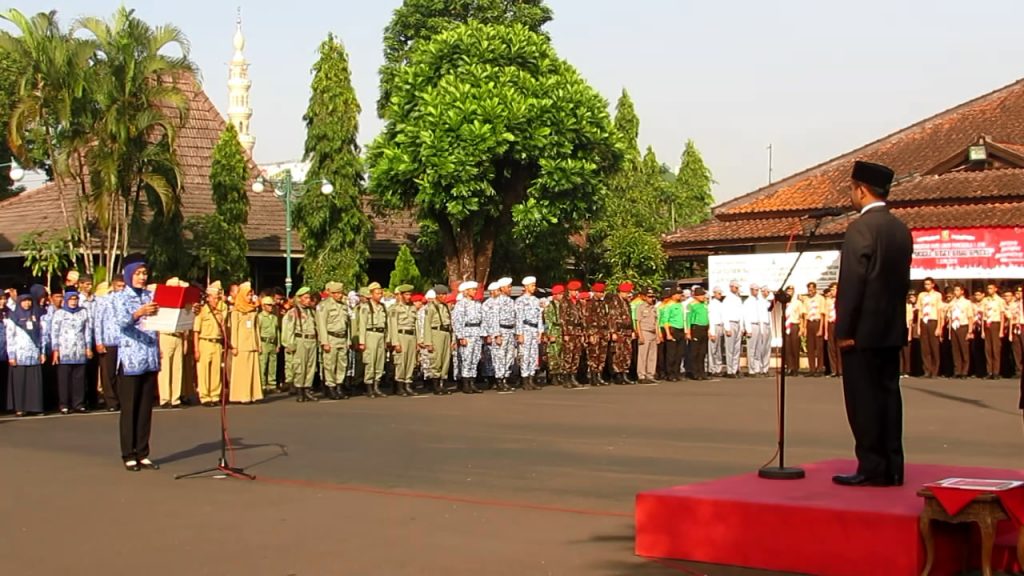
[618,282,633,293]
[411,293,424,303]
[578,291,591,300]
[444,293,457,304]
[551,284,565,295]
[592,282,606,293]
[566,280,582,291]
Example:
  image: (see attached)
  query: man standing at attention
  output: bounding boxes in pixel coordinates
[721,281,744,378]
[916,277,944,378]
[317,282,351,400]
[833,160,912,488]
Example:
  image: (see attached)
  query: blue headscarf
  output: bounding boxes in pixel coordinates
[123,261,148,295]
[63,290,82,313]
[11,293,40,342]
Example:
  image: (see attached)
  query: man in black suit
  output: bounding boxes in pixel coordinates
[832,161,913,488]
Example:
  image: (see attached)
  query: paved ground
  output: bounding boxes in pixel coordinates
[1,374,1021,576]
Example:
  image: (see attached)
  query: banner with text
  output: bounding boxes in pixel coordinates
[708,251,841,293]
[912,227,1024,280]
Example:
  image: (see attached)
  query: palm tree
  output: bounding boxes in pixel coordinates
[73,7,198,274]
[0,9,95,263]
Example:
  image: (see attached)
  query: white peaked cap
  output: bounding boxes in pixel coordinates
[497,277,513,288]
[487,281,500,291]
[426,289,437,300]
[522,276,537,286]
[458,281,478,292]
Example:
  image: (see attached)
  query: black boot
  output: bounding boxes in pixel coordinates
[371,381,385,398]
[326,386,339,400]
[304,388,319,402]
[560,374,571,389]
[432,378,443,395]
[461,378,473,394]
[471,379,484,394]
[296,389,306,403]
[522,376,535,391]
[400,381,412,397]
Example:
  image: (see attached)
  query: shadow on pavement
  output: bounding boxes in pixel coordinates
[157,437,288,466]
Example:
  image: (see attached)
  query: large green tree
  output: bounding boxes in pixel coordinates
[672,139,715,229]
[294,33,371,291]
[187,123,249,283]
[0,56,20,200]
[582,90,669,286]
[75,7,197,276]
[369,22,620,283]
[377,0,552,117]
[0,9,95,254]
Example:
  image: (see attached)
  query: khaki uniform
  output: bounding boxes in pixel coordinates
[389,301,418,392]
[421,300,453,381]
[282,304,318,390]
[317,298,351,388]
[158,331,186,405]
[359,301,388,385]
[257,311,280,390]
[635,301,659,381]
[193,302,227,403]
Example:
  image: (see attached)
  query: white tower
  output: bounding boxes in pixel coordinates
[228,9,255,153]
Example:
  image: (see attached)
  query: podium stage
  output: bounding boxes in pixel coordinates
[635,459,1024,576]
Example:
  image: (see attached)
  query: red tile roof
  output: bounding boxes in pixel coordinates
[666,77,1024,255]
[0,79,416,258]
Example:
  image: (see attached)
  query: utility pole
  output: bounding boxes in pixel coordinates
[767,144,774,185]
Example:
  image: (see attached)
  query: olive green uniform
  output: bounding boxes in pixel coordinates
[421,300,453,383]
[358,300,388,394]
[317,297,351,389]
[282,304,318,390]
[388,300,418,393]
[257,310,280,391]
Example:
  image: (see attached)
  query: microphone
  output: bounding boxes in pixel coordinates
[804,207,849,219]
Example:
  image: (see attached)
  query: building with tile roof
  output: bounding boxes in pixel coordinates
[0,77,416,288]
[664,78,1024,278]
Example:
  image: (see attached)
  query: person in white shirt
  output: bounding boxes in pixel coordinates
[743,283,765,376]
[708,287,725,376]
[758,286,775,374]
[721,280,744,377]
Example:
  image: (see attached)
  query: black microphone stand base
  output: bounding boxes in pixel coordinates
[758,466,806,480]
[174,457,255,481]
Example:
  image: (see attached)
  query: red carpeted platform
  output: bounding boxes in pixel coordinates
[636,459,1024,576]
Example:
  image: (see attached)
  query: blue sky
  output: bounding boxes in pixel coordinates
[7,0,1024,202]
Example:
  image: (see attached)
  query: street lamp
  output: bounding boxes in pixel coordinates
[1,157,25,183]
[251,169,333,296]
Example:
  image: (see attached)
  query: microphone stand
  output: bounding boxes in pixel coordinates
[176,302,254,481]
[758,214,832,480]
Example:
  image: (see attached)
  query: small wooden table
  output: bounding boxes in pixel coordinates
[918,487,1024,576]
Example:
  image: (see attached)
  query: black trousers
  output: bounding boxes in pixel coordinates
[57,363,86,410]
[99,347,120,409]
[118,371,156,462]
[688,325,709,379]
[665,328,686,379]
[840,346,903,480]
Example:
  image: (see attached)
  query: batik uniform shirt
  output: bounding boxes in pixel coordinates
[4,317,43,365]
[93,295,123,347]
[39,306,54,355]
[515,294,544,336]
[112,288,160,375]
[452,299,484,339]
[51,308,94,364]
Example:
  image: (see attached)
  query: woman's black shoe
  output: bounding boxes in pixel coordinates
[139,459,160,471]
[124,461,141,472]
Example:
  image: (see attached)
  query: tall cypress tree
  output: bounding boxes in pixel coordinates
[188,123,250,283]
[673,139,715,228]
[295,33,370,291]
